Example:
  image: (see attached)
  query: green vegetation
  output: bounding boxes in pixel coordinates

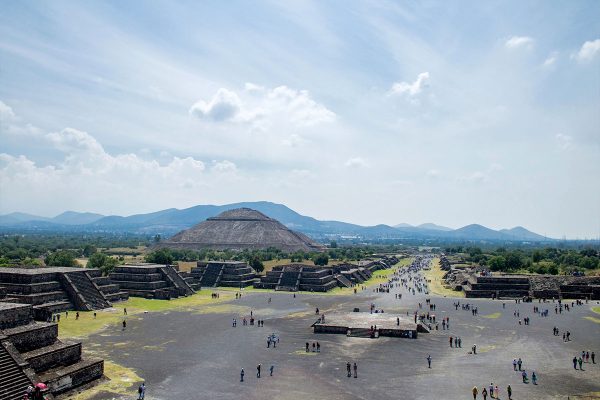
[445,246,600,275]
[87,252,119,275]
[45,249,78,267]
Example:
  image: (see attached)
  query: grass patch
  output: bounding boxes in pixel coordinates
[68,360,143,400]
[591,306,600,315]
[58,290,234,339]
[424,258,465,298]
[482,312,502,319]
[584,316,600,324]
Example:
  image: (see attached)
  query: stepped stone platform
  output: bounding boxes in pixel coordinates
[191,261,256,288]
[254,264,337,292]
[109,264,195,299]
[458,273,600,300]
[0,302,103,399]
[313,313,427,338]
[0,267,126,317]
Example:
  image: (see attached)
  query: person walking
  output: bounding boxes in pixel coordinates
[353,362,358,378]
[592,351,596,364]
[240,368,244,382]
[472,386,478,399]
[578,357,583,370]
[573,356,578,369]
[137,383,145,400]
[512,359,517,371]
[269,365,274,376]
[427,354,431,368]
[507,384,512,400]
[532,371,537,385]
[257,364,261,378]
[482,387,488,400]
[347,362,351,377]
[517,358,522,371]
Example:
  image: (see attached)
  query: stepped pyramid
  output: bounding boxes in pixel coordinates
[163,208,324,252]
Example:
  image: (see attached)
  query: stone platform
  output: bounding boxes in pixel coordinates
[313,312,426,338]
[0,302,104,399]
[0,267,127,316]
[109,264,195,299]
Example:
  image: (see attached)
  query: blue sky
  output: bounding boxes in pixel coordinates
[0,0,599,238]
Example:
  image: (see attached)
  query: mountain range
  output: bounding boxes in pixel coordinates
[0,201,552,242]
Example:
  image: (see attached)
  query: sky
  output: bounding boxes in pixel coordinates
[0,1,599,239]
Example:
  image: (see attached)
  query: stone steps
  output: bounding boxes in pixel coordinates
[39,358,104,394]
[22,341,81,373]
[0,342,33,400]
[63,272,111,310]
[2,322,58,352]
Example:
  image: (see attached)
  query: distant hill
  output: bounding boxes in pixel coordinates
[499,226,548,241]
[0,201,554,242]
[417,223,452,231]
[52,211,105,225]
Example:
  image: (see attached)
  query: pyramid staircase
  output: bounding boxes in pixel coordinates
[0,341,34,400]
[276,267,302,291]
[62,271,111,310]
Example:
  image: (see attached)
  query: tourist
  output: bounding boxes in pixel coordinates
[317,342,321,353]
[137,382,145,400]
[494,385,499,398]
[481,387,488,400]
[578,357,583,370]
[353,362,357,378]
[124,308,127,315]
[488,383,493,398]
[532,371,537,385]
[472,386,478,399]
[240,368,244,382]
[427,354,431,368]
[573,356,578,369]
[521,370,527,383]
[512,359,517,371]
[347,362,351,377]
[517,358,522,371]
[122,320,127,331]
[306,342,310,352]
[507,384,512,400]
[76,312,79,320]
[270,365,274,376]
[257,364,261,378]
[592,351,596,364]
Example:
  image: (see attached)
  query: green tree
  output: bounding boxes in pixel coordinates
[579,256,598,270]
[330,241,338,248]
[488,256,506,272]
[45,250,77,268]
[313,253,329,266]
[83,244,97,257]
[249,256,264,273]
[145,248,174,265]
[87,253,119,275]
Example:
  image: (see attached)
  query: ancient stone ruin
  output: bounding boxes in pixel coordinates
[0,302,104,399]
[109,264,195,299]
[161,208,325,252]
[0,267,128,318]
[190,261,256,288]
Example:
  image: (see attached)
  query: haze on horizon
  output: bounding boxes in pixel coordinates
[0,1,599,239]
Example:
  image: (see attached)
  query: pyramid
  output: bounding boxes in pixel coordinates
[163,208,324,252]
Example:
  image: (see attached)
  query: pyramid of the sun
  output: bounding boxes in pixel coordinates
[163,208,324,252]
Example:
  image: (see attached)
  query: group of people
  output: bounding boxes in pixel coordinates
[472,384,513,400]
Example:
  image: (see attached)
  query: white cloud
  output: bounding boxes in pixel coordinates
[390,72,430,96]
[211,160,237,173]
[542,52,558,67]
[189,85,335,127]
[46,128,105,155]
[189,88,243,122]
[345,157,368,168]
[459,171,488,183]
[505,36,534,49]
[0,101,16,120]
[573,39,600,62]
[555,133,573,150]
[426,169,440,179]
